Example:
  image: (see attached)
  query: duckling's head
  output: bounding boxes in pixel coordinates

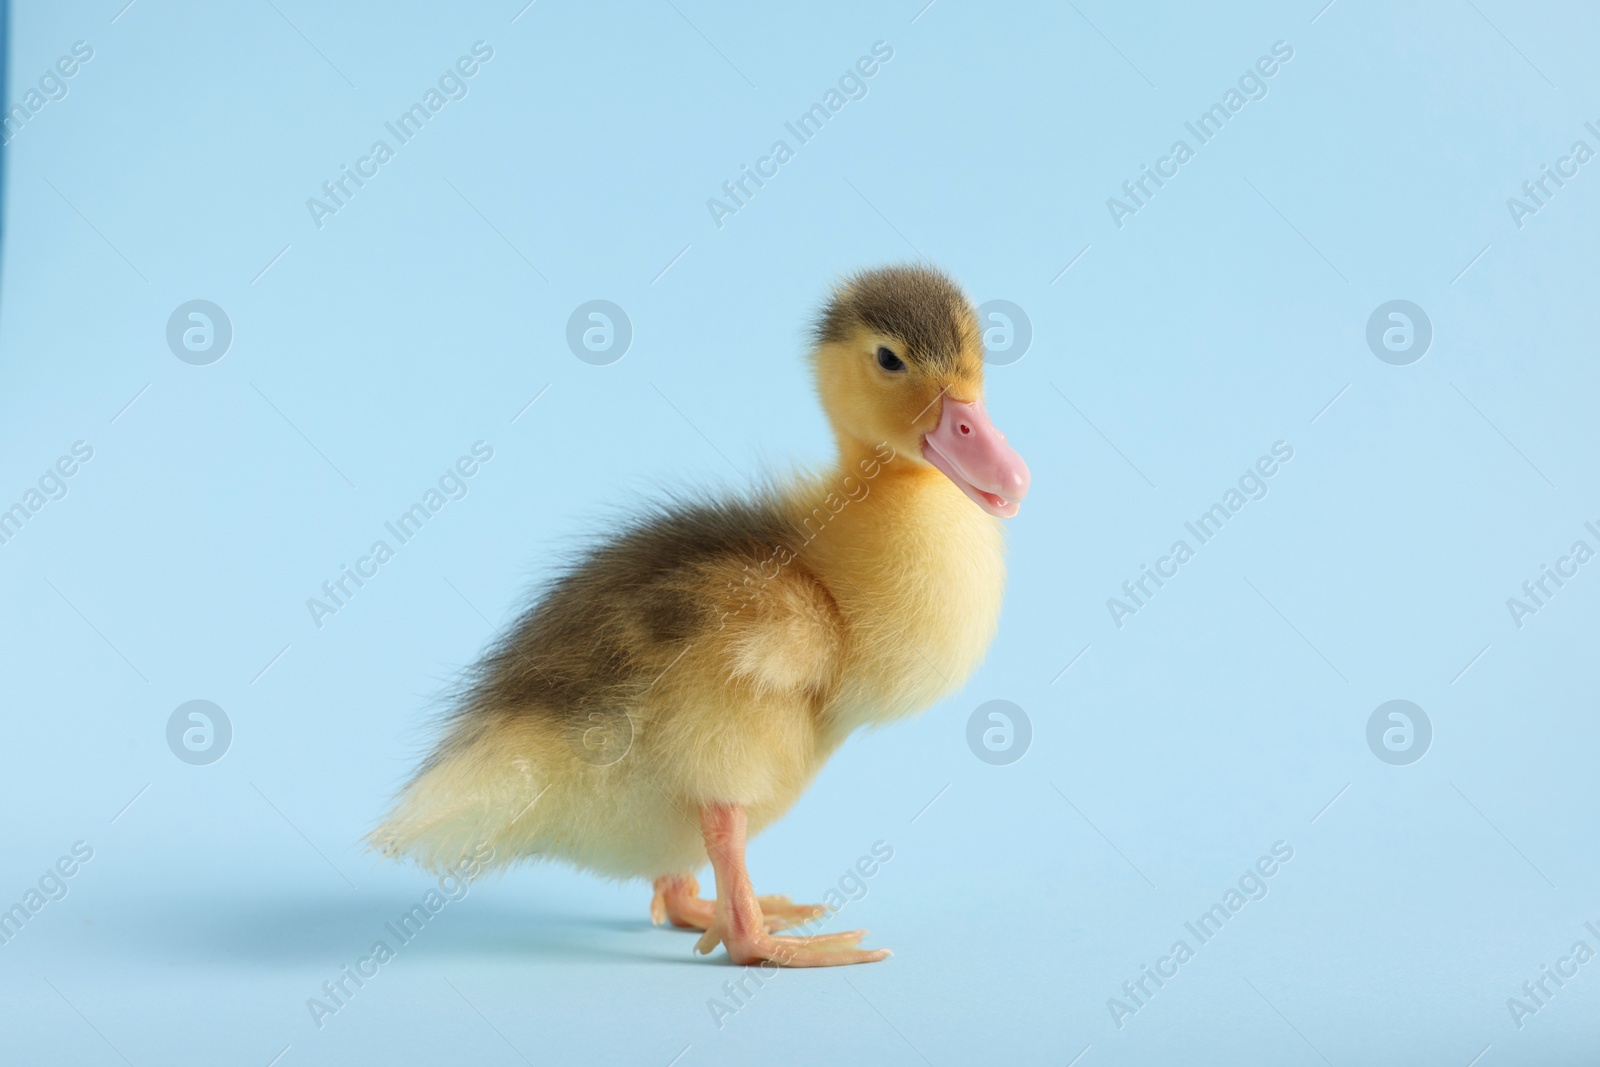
[811,265,1031,518]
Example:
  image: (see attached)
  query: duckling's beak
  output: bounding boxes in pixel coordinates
[921,396,1031,518]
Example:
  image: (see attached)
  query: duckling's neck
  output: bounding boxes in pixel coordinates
[803,430,1003,578]
[789,438,1007,737]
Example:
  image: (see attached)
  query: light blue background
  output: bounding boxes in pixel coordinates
[3,1,1598,1064]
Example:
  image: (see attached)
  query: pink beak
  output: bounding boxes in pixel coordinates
[921,396,1031,518]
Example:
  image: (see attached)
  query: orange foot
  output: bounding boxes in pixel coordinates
[671,804,890,968]
[694,918,889,967]
[651,873,826,933]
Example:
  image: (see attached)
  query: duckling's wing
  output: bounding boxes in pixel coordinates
[474,493,840,715]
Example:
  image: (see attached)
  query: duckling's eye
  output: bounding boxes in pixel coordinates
[876,346,906,373]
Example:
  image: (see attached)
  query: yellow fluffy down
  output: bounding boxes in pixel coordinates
[368,464,1003,882]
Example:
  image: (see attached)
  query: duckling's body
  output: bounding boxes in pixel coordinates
[372,266,1028,966]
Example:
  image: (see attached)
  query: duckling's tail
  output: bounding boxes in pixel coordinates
[366,715,552,875]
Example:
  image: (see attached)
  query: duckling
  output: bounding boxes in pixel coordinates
[370,265,1031,967]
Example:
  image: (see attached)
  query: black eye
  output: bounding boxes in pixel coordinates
[876,346,906,372]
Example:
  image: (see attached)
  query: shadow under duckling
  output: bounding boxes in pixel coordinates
[370,265,1030,967]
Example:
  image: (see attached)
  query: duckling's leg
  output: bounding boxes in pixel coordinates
[651,873,827,932]
[691,803,890,967]
[651,874,712,929]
